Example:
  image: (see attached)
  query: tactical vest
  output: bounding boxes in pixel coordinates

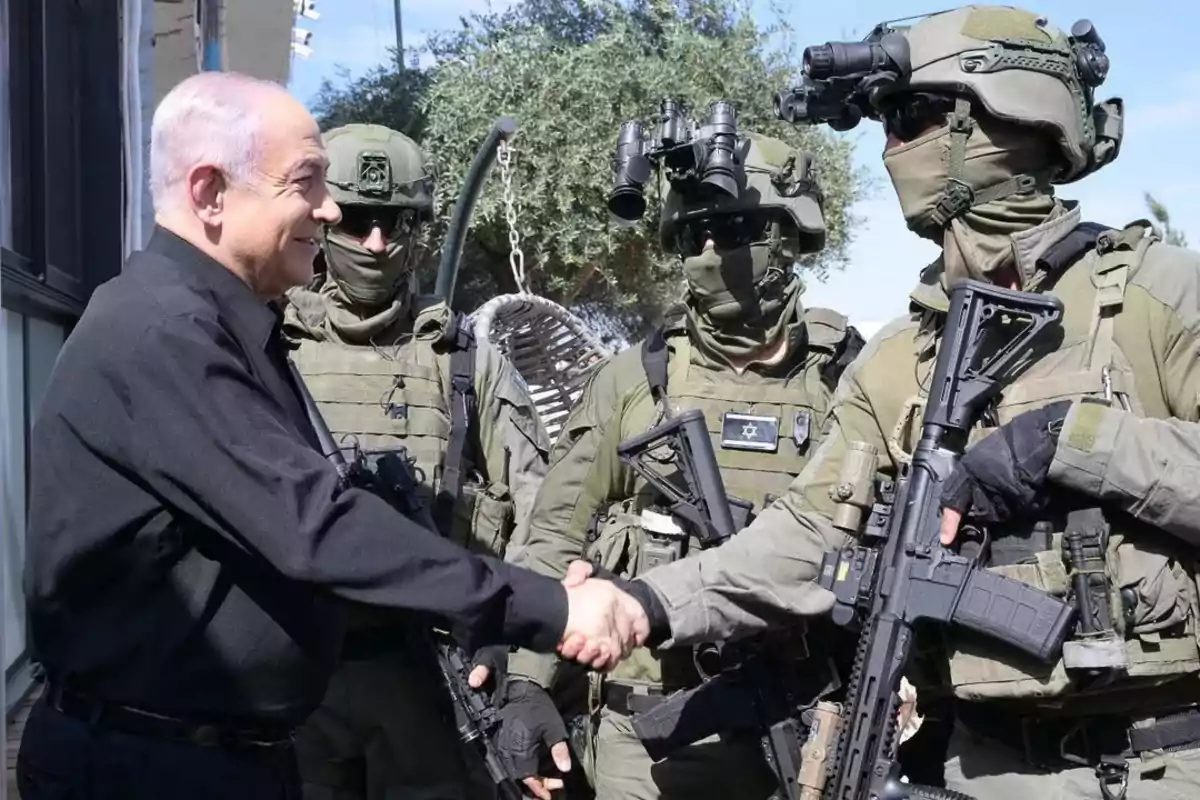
[588,308,863,686]
[289,302,516,559]
[891,222,1200,707]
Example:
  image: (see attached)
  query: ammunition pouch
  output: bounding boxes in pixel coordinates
[583,499,643,579]
[947,513,1200,701]
[452,478,516,557]
[583,498,703,580]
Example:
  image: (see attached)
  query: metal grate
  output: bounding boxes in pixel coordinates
[471,293,611,441]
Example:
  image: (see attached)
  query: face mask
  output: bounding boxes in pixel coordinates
[682,242,803,362]
[882,124,953,242]
[323,229,412,307]
[682,243,778,322]
[883,113,1060,282]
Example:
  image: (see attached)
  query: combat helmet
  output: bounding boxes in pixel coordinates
[875,5,1123,186]
[658,132,827,260]
[323,123,434,217]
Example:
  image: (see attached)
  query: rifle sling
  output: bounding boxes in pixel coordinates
[435,315,479,536]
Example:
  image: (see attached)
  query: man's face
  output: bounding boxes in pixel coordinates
[880,93,955,152]
[331,205,419,255]
[221,95,341,297]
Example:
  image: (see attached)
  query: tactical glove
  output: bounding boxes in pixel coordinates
[495,679,572,780]
[470,644,510,701]
[940,400,1073,524]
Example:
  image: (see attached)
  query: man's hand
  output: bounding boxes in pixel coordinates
[467,645,509,699]
[492,679,573,800]
[468,560,630,688]
[939,400,1072,545]
[558,577,649,670]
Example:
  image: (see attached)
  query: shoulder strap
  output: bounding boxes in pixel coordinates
[801,307,862,391]
[640,326,670,406]
[434,313,479,536]
[1039,221,1112,276]
[1086,220,1157,373]
[821,324,865,391]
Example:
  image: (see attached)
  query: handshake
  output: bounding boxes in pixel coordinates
[556,560,653,670]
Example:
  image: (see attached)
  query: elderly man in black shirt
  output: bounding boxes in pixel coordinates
[15,71,650,800]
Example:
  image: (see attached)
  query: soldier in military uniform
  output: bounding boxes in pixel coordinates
[283,123,553,800]
[488,130,863,800]
[614,6,1200,800]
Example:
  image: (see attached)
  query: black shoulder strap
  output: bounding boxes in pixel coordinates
[640,326,670,406]
[820,324,865,391]
[1040,221,1112,276]
[434,313,479,536]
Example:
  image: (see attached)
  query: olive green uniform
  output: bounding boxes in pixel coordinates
[508,302,859,800]
[636,8,1200,797]
[639,207,1200,798]
[285,288,551,800]
[284,123,552,800]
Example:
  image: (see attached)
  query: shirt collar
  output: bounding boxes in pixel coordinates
[905,202,1084,315]
[146,225,282,351]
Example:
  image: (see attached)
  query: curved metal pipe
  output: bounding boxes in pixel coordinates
[435,116,518,304]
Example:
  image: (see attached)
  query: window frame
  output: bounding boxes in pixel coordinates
[1,0,124,325]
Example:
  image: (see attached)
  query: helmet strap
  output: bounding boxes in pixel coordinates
[763,220,786,288]
[929,97,1047,228]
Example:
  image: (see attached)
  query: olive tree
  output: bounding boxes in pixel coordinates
[314,0,868,337]
[1145,192,1188,248]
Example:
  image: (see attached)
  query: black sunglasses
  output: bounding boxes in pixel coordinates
[674,211,775,258]
[333,207,419,241]
[880,93,958,143]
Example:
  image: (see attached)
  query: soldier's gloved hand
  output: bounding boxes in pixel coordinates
[495,679,572,800]
[467,645,510,701]
[939,400,1072,545]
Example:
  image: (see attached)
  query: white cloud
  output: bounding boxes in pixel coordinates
[1129,98,1200,134]
[854,320,889,341]
[1121,71,1200,136]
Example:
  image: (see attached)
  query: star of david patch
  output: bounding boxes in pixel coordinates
[721,412,779,452]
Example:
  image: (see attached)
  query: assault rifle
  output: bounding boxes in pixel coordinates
[288,362,526,800]
[815,280,1075,800]
[613,408,843,800]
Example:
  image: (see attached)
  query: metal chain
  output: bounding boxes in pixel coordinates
[497,139,527,293]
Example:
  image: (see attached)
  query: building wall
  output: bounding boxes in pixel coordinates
[153,0,295,109]
[222,0,294,85]
[1,0,118,730]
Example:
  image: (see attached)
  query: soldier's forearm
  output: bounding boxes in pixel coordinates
[639,503,839,646]
[1050,401,1200,545]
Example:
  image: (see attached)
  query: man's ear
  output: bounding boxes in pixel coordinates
[187,164,226,226]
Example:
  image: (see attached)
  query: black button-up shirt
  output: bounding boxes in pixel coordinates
[24,227,566,726]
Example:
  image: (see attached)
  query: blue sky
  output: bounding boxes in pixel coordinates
[287,1,1199,335]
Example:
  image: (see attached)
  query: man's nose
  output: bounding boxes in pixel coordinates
[314,191,342,226]
[362,226,388,254]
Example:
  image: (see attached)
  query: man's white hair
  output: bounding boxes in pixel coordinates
[149,71,284,213]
